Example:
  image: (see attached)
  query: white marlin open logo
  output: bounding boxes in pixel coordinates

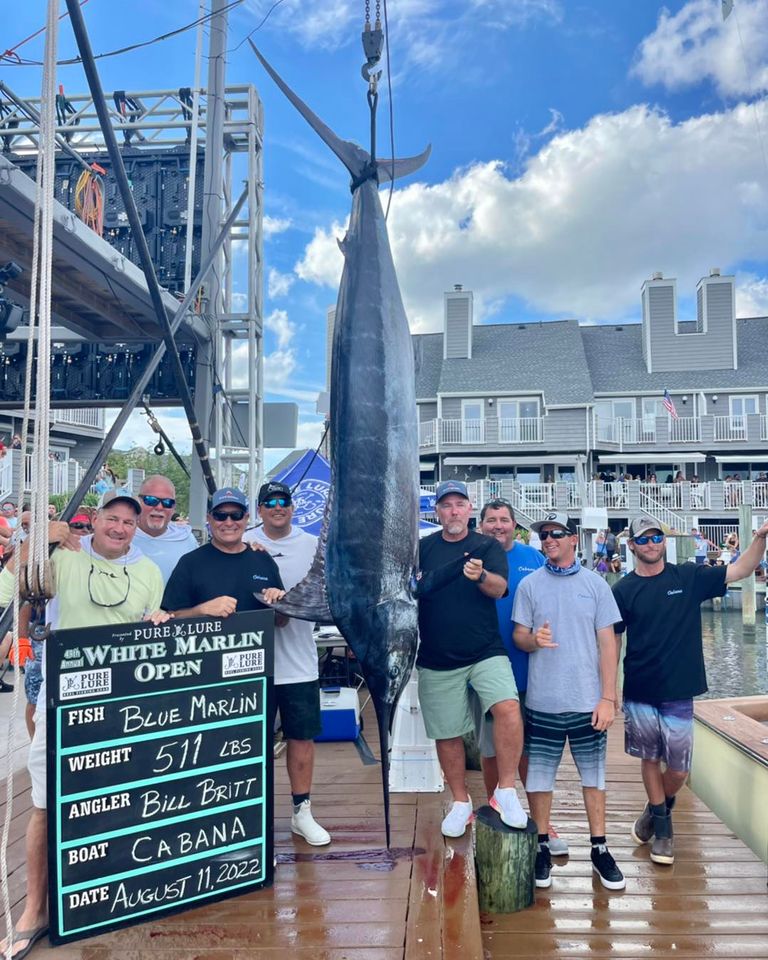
[292,478,329,528]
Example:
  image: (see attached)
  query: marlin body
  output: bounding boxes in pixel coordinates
[250,45,429,846]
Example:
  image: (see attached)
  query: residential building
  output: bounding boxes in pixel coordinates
[415,274,768,536]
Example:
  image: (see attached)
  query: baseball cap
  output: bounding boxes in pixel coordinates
[257,481,292,505]
[629,516,663,540]
[530,512,578,535]
[210,488,249,511]
[435,480,469,503]
[99,490,141,515]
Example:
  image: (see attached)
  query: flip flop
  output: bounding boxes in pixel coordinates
[3,923,48,960]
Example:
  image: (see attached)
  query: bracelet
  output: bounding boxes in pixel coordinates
[600,697,616,705]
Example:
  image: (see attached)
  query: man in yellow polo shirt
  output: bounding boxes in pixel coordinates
[0,491,167,959]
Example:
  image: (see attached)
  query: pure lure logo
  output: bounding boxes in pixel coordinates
[293,478,330,528]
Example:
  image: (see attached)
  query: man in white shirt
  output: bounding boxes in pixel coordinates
[133,475,198,584]
[244,481,331,846]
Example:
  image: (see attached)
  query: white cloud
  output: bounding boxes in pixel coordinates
[295,99,768,327]
[265,308,296,350]
[736,272,768,315]
[230,308,298,392]
[105,409,193,454]
[267,267,295,298]
[263,215,293,237]
[633,0,768,97]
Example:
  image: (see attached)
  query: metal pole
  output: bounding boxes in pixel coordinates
[189,0,228,527]
[64,0,216,496]
[0,188,247,639]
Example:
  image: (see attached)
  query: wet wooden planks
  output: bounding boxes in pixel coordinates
[478,716,768,960]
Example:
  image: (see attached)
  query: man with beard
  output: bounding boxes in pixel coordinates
[614,515,768,866]
[133,475,198,584]
[416,481,526,838]
[513,513,624,890]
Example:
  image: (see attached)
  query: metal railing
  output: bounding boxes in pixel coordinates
[713,415,747,441]
[440,418,485,445]
[723,481,744,507]
[754,482,768,509]
[419,420,436,448]
[52,408,106,429]
[0,457,12,503]
[639,483,686,531]
[498,417,543,443]
[669,417,701,443]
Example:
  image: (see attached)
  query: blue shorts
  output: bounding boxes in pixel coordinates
[623,699,694,772]
[524,707,606,792]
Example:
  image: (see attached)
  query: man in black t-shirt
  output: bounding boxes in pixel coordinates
[162,487,285,617]
[416,480,526,838]
[614,515,768,867]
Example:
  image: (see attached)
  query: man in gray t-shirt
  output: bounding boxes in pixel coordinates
[512,513,624,892]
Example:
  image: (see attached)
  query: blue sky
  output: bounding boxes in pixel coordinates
[4,0,768,463]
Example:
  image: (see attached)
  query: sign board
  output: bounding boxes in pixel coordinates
[46,610,274,945]
[232,400,299,449]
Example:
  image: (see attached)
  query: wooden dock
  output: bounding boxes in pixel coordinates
[1,707,766,959]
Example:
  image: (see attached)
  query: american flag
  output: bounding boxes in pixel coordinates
[662,389,679,420]
[722,0,733,21]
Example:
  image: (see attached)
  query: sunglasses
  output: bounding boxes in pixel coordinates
[211,508,246,522]
[539,529,572,541]
[69,522,92,531]
[88,563,130,608]
[140,495,176,509]
[261,497,290,509]
[633,534,665,545]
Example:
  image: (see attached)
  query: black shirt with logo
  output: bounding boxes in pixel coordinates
[162,542,284,613]
[612,562,727,704]
[416,530,508,670]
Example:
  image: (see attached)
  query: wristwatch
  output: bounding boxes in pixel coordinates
[478,571,487,584]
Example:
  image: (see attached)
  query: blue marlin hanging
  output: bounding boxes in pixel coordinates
[250,42,429,847]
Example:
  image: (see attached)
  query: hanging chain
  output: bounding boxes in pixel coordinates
[365,0,370,26]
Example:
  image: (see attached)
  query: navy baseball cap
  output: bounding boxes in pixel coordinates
[210,488,249,511]
[435,480,469,503]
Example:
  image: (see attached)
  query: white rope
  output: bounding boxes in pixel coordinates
[1,0,58,947]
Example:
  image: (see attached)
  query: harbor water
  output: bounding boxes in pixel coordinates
[700,609,768,699]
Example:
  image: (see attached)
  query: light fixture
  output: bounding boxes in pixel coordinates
[712,395,718,404]
[681,395,688,404]
[487,398,494,406]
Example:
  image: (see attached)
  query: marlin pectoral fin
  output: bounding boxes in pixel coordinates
[376,146,432,183]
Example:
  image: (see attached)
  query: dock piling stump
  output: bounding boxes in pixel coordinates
[475,805,537,913]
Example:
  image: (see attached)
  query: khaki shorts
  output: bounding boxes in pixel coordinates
[473,688,526,759]
[417,656,518,741]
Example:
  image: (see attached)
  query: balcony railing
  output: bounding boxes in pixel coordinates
[419,420,436,448]
[498,417,543,443]
[441,418,485,445]
[713,415,747,442]
[669,417,701,443]
[52,408,106,429]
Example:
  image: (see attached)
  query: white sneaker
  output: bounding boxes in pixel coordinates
[291,800,331,846]
[490,787,527,829]
[441,799,474,837]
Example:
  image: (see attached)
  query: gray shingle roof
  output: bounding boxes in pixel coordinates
[413,319,595,405]
[412,316,768,403]
[581,317,768,392]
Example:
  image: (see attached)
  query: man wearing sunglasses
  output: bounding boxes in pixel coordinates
[161,487,284,621]
[133,475,198,584]
[0,490,168,959]
[513,512,625,891]
[614,514,768,868]
[243,481,330,846]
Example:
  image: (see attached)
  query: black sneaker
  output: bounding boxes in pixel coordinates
[535,844,552,889]
[591,844,626,890]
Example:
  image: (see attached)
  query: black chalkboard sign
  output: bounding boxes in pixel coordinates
[46,610,274,945]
